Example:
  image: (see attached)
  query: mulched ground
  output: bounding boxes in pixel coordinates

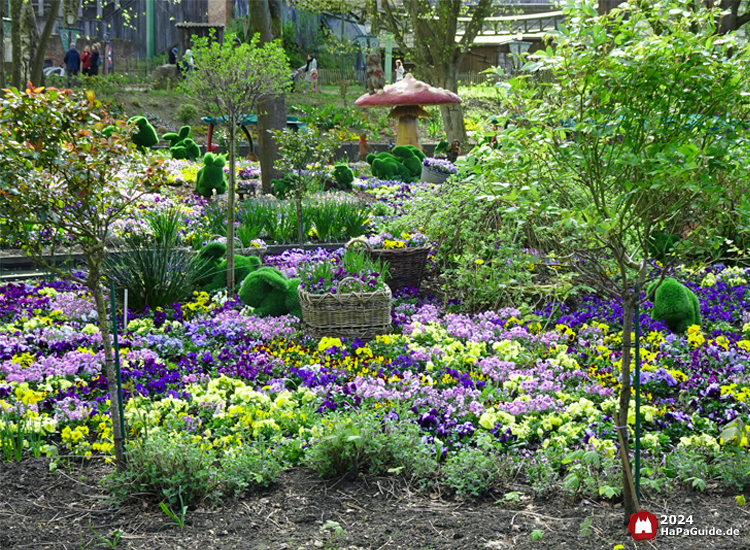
[2,458,750,550]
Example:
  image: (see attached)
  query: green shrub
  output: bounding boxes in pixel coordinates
[442,448,507,497]
[176,104,198,126]
[106,431,282,507]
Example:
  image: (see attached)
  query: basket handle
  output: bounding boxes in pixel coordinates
[336,276,365,294]
[345,237,371,251]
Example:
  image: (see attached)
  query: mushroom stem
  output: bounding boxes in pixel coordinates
[396,116,420,148]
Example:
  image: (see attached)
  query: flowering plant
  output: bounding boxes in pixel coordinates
[299,250,388,294]
[362,232,430,250]
[422,157,458,176]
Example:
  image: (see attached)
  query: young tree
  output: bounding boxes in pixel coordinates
[182,33,288,291]
[481,0,750,520]
[0,85,169,470]
[273,125,343,245]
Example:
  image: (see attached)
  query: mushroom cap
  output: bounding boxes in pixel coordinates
[354,73,462,108]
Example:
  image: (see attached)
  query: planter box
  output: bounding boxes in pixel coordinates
[299,278,392,341]
[421,164,452,184]
[366,246,430,291]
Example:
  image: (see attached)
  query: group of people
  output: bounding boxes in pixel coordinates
[63,42,101,85]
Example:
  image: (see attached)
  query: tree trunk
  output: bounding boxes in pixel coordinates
[0,0,4,89]
[296,184,304,245]
[250,0,286,195]
[30,0,61,87]
[10,0,22,89]
[432,68,467,144]
[258,97,286,194]
[618,297,638,522]
[227,126,236,293]
[89,273,126,471]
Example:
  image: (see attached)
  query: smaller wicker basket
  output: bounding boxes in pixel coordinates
[298,277,392,340]
[346,237,430,291]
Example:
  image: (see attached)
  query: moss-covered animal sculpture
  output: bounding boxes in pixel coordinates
[647,277,701,333]
[191,241,228,288]
[391,145,424,179]
[195,153,228,198]
[128,116,158,152]
[163,126,201,160]
[332,164,354,190]
[202,255,262,293]
[238,267,301,318]
[271,173,297,199]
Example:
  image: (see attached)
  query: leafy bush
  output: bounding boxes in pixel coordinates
[303,413,439,483]
[106,430,282,508]
[176,103,198,125]
[108,431,221,508]
[297,104,368,132]
[442,447,507,497]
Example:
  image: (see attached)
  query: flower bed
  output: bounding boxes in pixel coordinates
[2,263,750,497]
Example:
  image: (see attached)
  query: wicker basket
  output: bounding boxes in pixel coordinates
[347,238,430,291]
[298,277,392,340]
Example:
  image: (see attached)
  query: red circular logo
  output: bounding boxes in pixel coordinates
[628,510,658,541]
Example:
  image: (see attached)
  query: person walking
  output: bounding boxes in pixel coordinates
[63,42,80,87]
[299,54,317,93]
[395,59,405,82]
[80,45,91,76]
[89,44,100,76]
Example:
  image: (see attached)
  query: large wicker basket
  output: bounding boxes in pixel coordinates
[298,277,392,340]
[347,238,430,291]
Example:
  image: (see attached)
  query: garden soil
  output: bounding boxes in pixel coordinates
[1,458,749,550]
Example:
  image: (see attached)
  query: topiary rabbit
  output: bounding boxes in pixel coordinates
[238,267,301,318]
[128,116,158,152]
[332,164,354,190]
[647,277,701,333]
[163,126,200,161]
[202,254,262,293]
[195,153,228,198]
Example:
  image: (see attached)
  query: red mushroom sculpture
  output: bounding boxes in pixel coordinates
[354,73,461,149]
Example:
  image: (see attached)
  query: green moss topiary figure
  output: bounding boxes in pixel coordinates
[285,278,302,319]
[191,241,228,287]
[128,116,158,152]
[372,153,412,182]
[332,164,354,190]
[202,254,262,292]
[391,145,421,178]
[366,153,376,165]
[163,126,200,161]
[162,126,192,148]
[272,173,296,199]
[238,267,292,317]
[647,277,701,333]
[398,144,425,162]
[171,138,201,161]
[195,153,228,198]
